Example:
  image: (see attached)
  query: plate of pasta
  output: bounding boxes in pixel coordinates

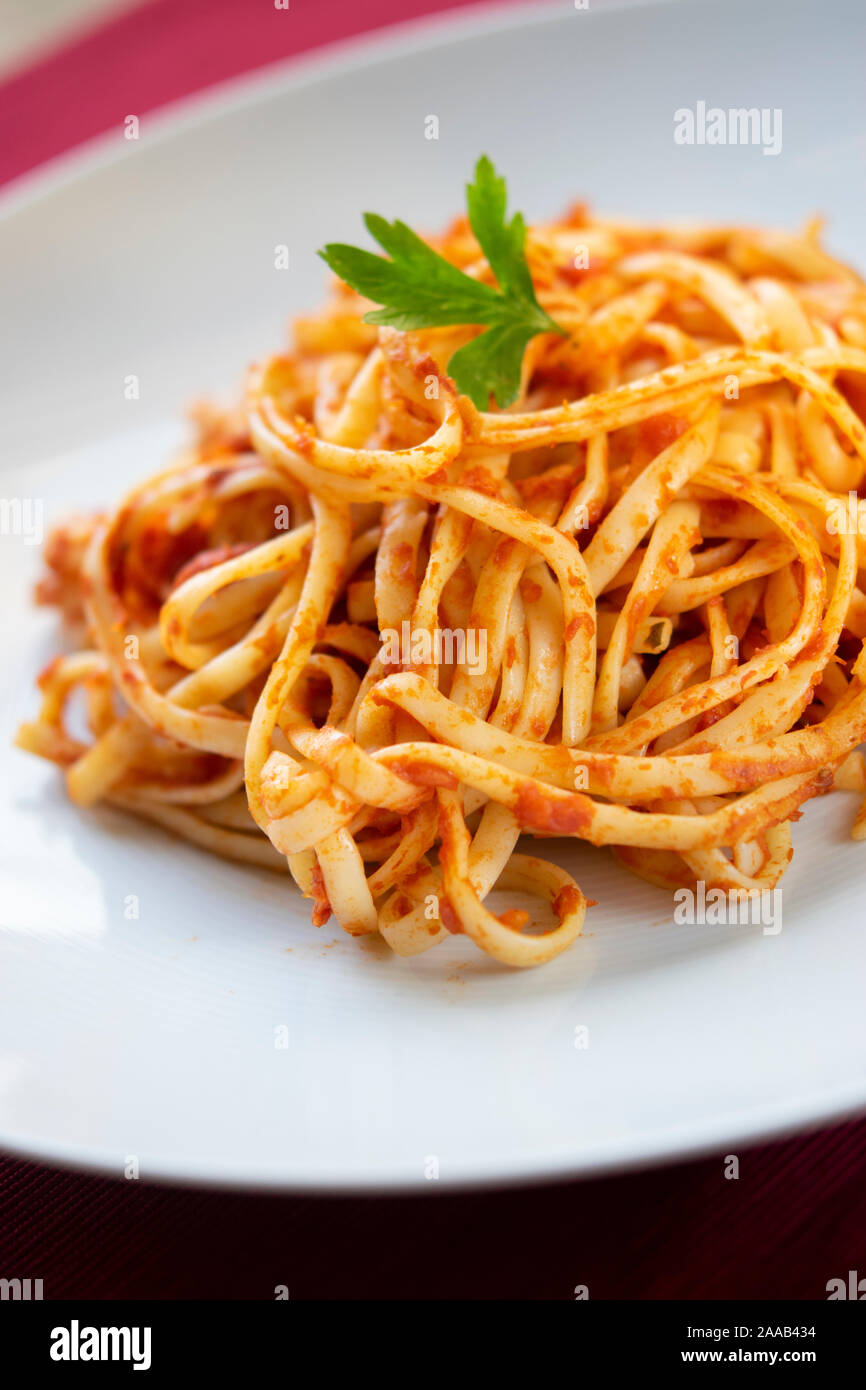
[2,0,866,1188]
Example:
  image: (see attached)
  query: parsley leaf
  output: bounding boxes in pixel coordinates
[318,156,565,408]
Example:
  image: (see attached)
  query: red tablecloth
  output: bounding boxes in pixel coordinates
[0,0,519,190]
[1,0,864,1299]
[1,1120,865,1299]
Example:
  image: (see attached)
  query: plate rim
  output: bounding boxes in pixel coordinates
[2,1079,864,1193]
[0,0,678,220]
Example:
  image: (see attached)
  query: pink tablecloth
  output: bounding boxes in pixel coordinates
[0,0,513,190]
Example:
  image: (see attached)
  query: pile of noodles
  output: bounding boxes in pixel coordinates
[18,206,866,966]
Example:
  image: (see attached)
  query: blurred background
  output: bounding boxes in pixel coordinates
[0,0,130,75]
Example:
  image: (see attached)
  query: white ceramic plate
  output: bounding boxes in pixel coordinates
[2,0,865,1190]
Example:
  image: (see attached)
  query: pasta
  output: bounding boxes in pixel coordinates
[17,203,866,967]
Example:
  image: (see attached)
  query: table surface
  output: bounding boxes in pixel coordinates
[0,0,863,1299]
[3,1117,865,1299]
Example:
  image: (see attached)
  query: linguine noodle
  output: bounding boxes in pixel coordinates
[18,205,866,967]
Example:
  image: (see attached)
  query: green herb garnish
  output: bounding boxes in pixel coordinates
[318,156,566,409]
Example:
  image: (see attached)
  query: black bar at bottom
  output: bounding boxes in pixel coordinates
[0,1298,861,1373]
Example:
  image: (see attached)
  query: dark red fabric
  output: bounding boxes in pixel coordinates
[1,0,864,1299]
[2,1118,866,1298]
